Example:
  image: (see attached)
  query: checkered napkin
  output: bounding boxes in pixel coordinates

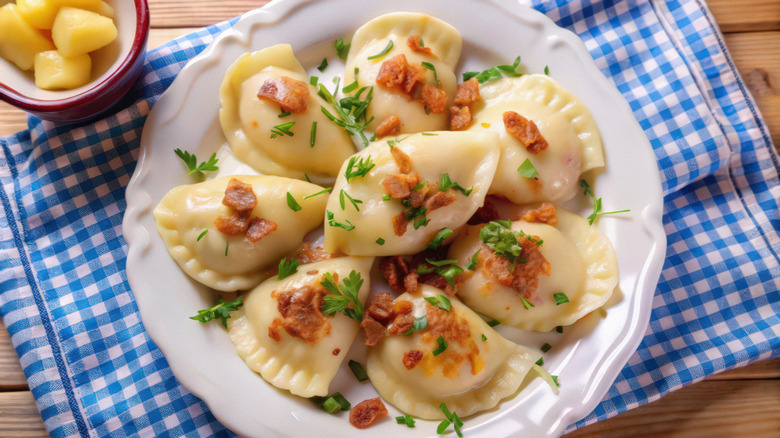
[0,0,777,436]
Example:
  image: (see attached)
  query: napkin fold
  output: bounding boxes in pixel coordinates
[0,0,777,436]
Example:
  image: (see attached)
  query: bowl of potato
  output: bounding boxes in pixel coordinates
[0,0,149,123]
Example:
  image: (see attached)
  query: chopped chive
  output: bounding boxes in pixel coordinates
[278,111,291,118]
[521,296,534,309]
[310,121,317,148]
[196,230,208,241]
[270,121,295,139]
[517,158,539,178]
[466,249,481,270]
[382,194,392,201]
[425,228,453,250]
[554,292,569,305]
[304,173,312,183]
[339,189,363,212]
[376,238,385,245]
[424,295,452,312]
[432,335,448,356]
[317,58,328,72]
[541,343,552,353]
[286,192,302,212]
[481,333,487,341]
[544,65,550,75]
[535,357,544,366]
[303,187,332,199]
[404,316,428,335]
[321,397,341,413]
[224,242,229,256]
[487,319,500,327]
[421,61,439,86]
[552,375,560,386]
[342,80,359,94]
[421,132,437,136]
[348,360,368,382]
[368,40,394,60]
[395,414,416,428]
[309,76,318,86]
[439,173,473,196]
[334,38,350,60]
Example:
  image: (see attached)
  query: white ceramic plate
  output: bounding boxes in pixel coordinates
[123,0,666,436]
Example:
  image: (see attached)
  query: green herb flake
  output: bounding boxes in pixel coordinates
[304,173,312,183]
[309,121,317,148]
[334,38,350,60]
[276,257,299,280]
[424,295,451,312]
[421,132,437,136]
[318,392,351,413]
[432,335,448,356]
[320,270,364,321]
[318,78,374,146]
[439,173,473,196]
[463,55,523,84]
[382,194,392,201]
[481,333,487,341]
[487,319,500,327]
[437,403,464,438]
[342,80,359,94]
[286,192,302,212]
[544,65,550,75]
[225,242,229,256]
[196,230,208,242]
[395,414,416,428]
[479,221,526,264]
[309,76,318,86]
[521,296,535,310]
[345,155,375,181]
[376,238,385,245]
[552,375,560,386]
[190,297,243,328]
[339,189,363,212]
[535,357,544,366]
[317,58,328,72]
[466,249,481,270]
[421,61,439,87]
[174,149,220,176]
[303,187,332,199]
[270,121,296,139]
[425,228,453,250]
[517,158,539,178]
[554,292,570,305]
[413,216,430,230]
[326,210,355,231]
[579,179,630,225]
[367,40,393,60]
[348,360,369,382]
[404,316,428,335]
[541,343,552,353]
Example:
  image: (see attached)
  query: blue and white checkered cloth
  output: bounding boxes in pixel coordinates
[1,0,778,436]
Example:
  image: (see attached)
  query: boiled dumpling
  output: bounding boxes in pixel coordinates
[154,175,328,292]
[344,12,461,134]
[228,257,373,397]
[447,204,618,332]
[219,44,356,184]
[468,74,604,203]
[366,285,537,419]
[323,131,500,256]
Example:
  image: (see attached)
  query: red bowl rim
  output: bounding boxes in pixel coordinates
[0,0,150,113]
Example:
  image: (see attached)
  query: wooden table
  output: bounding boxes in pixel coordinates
[0,1,778,436]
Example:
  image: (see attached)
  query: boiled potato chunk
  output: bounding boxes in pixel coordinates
[34,50,91,90]
[51,7,117,57]
[54,0,102,10]
[17,0,59,30]
[0,3,55,70]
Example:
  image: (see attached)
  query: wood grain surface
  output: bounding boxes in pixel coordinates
[0,0,778,436]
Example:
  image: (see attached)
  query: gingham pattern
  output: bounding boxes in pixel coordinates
[0,0,777,436]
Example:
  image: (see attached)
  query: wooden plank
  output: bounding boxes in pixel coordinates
[0,324,27,391]
[0,392,47,438]
[709,358,780,380]
[708,0,780,33]
[148,0,266,28]
[564,379,780,438]
[724,31,780,148]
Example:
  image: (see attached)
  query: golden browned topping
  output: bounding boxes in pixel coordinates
[503,111,548,154]
[292,242,334,264]
[401,63,425,94]
[520,202,558,225]
[268,285,331,344]
[478,237,551,298]
[367,292,395,325]
[467,198,499,225]
[257,76,310,113]
[379,254,459,296]
[376,54,408,88]
[422,304,483,377]
[403,350,424,369]
[387,300,415,335]
[403,271,419,293]
[421,83,448,114]
[215,213,250,235]
[449,105,472,131]
[361,318,387,346]
[375,115,402,139]
[406,35,433,56]
[245,217,278,242]
[382,173,416,199]
[349,398,388,429]
[454,78,480,106]
[423,190,456,212]
[378,257,409,291]
[391,212,408,237]
[390,146,413,174]
[222,178,257,213]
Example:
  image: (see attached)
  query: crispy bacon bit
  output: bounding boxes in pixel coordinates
[520,203,558,225]
[503,111,548,153]
[479,238,551,298]
[390,146,413,174]
[361,318,387,346]
[292,242,333,264]
[246,217,278,242]
[375,115,401,139]
[387,300,415,335]
[349,398,388,429]
[421,84,448,114]
[418,272,458,296]
[403,350,424,369]
[403,271,419,293]
[332,348,341,356]
[379,257,409,291]
[423,304,483,377]
[222,178,257,213]
[215,213,250,235]
[468,199,499,225]
[407,35,433,56]
[450,105,472,130]
[382,174,413,199]
[407,186,428,208]
[454,78,480,106]
[367,292,395,324]
[423,190,456,212]
[376,54,408,88]
[392,212,408,237]
[257,76,310,114]
[401,63,425,94]
[269,285,331,344]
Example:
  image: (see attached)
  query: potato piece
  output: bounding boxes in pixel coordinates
[54,0,102,10]
[94,1,114,18]
[0,4,56,70]
[34,50,92,90]
[51,7,117,57]
[17,0,59,30]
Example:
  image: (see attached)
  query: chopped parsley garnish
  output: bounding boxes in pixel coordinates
[463,55,522,83]
[466,249,481,270]
[196,230,208,242]
[317,392,351,413]
[348,360,368,382]
[479,221,526,264]
[225,242,229,256]
[437,403,463,438]
[521,296,535,309]
[303,187,332,199]
[439,173,473,196]
[190,297,243,328]
[536,357,544,366]
[481,333,487,341]
[367,40,393,60]
[554,292,569,305]
[421,61,439,87]
[286,192,302,212]
[270,121,295,139]
[413,217,430,229]
[304,173,312,182]
[317,58,328,72]
[487,319,500,327]
[320,270,363,321]
[425,228,453,250]
[376,238,385,245]
[277,257,299,280]
[278,111,291,118]
[309,76,318,86]
[339,189,363,212]
[579,179,630,225]
[326,210,355,231]
[432,335,448,356]
[552,375,560,386]
[334,38,350,60]
[345,155,375,181]
[404,316,428,335]
[517,158,539,178]
[416,259,463,288]
[174,149,219,176]
[424,295,451,311]
[404,205,427,221]
[310,121,317,147]
[382,194,392,201]
[544,65,550,75]
[541,343,552,353]
[318,78,374,146]
[395,414,416,428]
